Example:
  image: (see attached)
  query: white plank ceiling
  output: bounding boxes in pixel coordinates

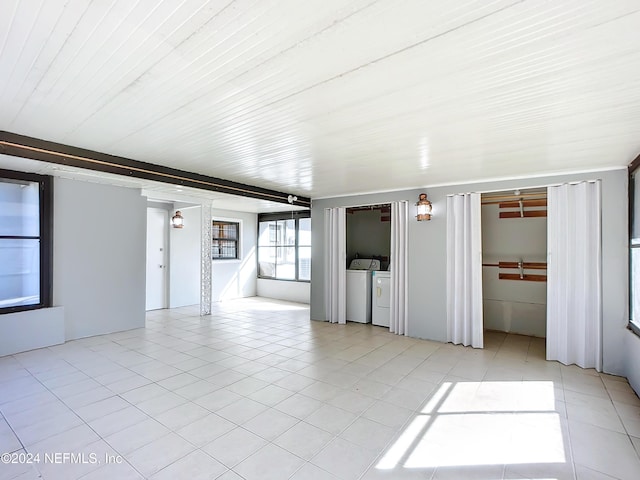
[1,0,640,205]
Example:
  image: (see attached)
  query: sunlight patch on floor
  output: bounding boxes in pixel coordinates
[404,412,565,468]
[377,381,566,470]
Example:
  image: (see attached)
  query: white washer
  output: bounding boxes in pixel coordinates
[346,259,380,323]
[372,270,391,327]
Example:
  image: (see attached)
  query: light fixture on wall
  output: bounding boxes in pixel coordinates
[287,195,298,204]
[171,211,184,228]
[416,193,432,221]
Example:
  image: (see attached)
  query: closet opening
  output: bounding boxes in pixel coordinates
[344,204,391,325]
[481,189,548,350]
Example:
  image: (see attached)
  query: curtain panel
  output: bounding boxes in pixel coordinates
[547,181,602,371]
[390,201,409,335]
[325,207,346,324]
[446,193,483,348]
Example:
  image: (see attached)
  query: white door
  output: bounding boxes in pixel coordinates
[146,208,168,310]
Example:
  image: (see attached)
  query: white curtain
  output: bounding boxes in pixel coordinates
[547,181,602,371]
[325,207,346,324]
[390,201,409,335]
[446,193,483,348]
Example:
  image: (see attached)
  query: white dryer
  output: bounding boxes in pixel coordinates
[372,270,391,327]
[346,259,380,323]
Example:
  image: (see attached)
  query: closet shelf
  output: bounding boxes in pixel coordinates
[500,210,547,218]
[498,273,547,282]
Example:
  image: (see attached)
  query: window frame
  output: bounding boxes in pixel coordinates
[257,211,311,282]
[629,158,640,336]
[0,168,52,315]
[211,219,241,261]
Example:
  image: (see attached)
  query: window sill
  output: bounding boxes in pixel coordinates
[257,276,310,283]
[0,303,46,315]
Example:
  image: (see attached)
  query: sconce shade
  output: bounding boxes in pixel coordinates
[172,211,184,228]
[416,193,432,221]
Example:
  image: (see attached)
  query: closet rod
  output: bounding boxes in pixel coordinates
[482,262,547,269]
[481,192,546,203]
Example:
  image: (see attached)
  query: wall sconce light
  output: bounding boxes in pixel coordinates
[416,193,432,221]
[171,211,184,228]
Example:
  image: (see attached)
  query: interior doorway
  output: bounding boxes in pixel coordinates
[481,189,548,340]
[146,207,168,311]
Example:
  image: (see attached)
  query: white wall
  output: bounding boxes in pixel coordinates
[2,177,147,356]
[346,209,391,268]
[625,331,640,394]
[161,205,261,307]
[0,307,64,356]
[481,203,547,337]
[54,178,146,340]
[211,208,257,302]
[257,278,310,304]
[170,206,201,308]
[311,169,629,376]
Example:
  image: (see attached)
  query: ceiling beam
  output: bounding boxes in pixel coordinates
[0,131,311,208]
[629,152,640,174]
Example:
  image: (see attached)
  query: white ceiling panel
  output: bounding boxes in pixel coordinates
[1,0,640,202]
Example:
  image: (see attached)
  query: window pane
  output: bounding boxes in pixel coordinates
[298,246,311,281]
[213,221,238,240]
[279,219,296,246]
[632,171,640,330]
[212,240,237,259]
[633,174,640,244]
[632,248,640,325]
[275,246,296,279]
[258,247,276,277]
[258,221,277,246]
[299,218,311,246]
[257,215,311,281]
[0,239,40,308]
[0,179,40,237]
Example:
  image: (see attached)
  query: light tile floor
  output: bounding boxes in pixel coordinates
[1,298,640,480]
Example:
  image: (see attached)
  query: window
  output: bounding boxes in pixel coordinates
[258,212,310,281]
[298,217,311,281]
[630,163,640,335]
[212,220,239,260]
[0,169,52,314]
